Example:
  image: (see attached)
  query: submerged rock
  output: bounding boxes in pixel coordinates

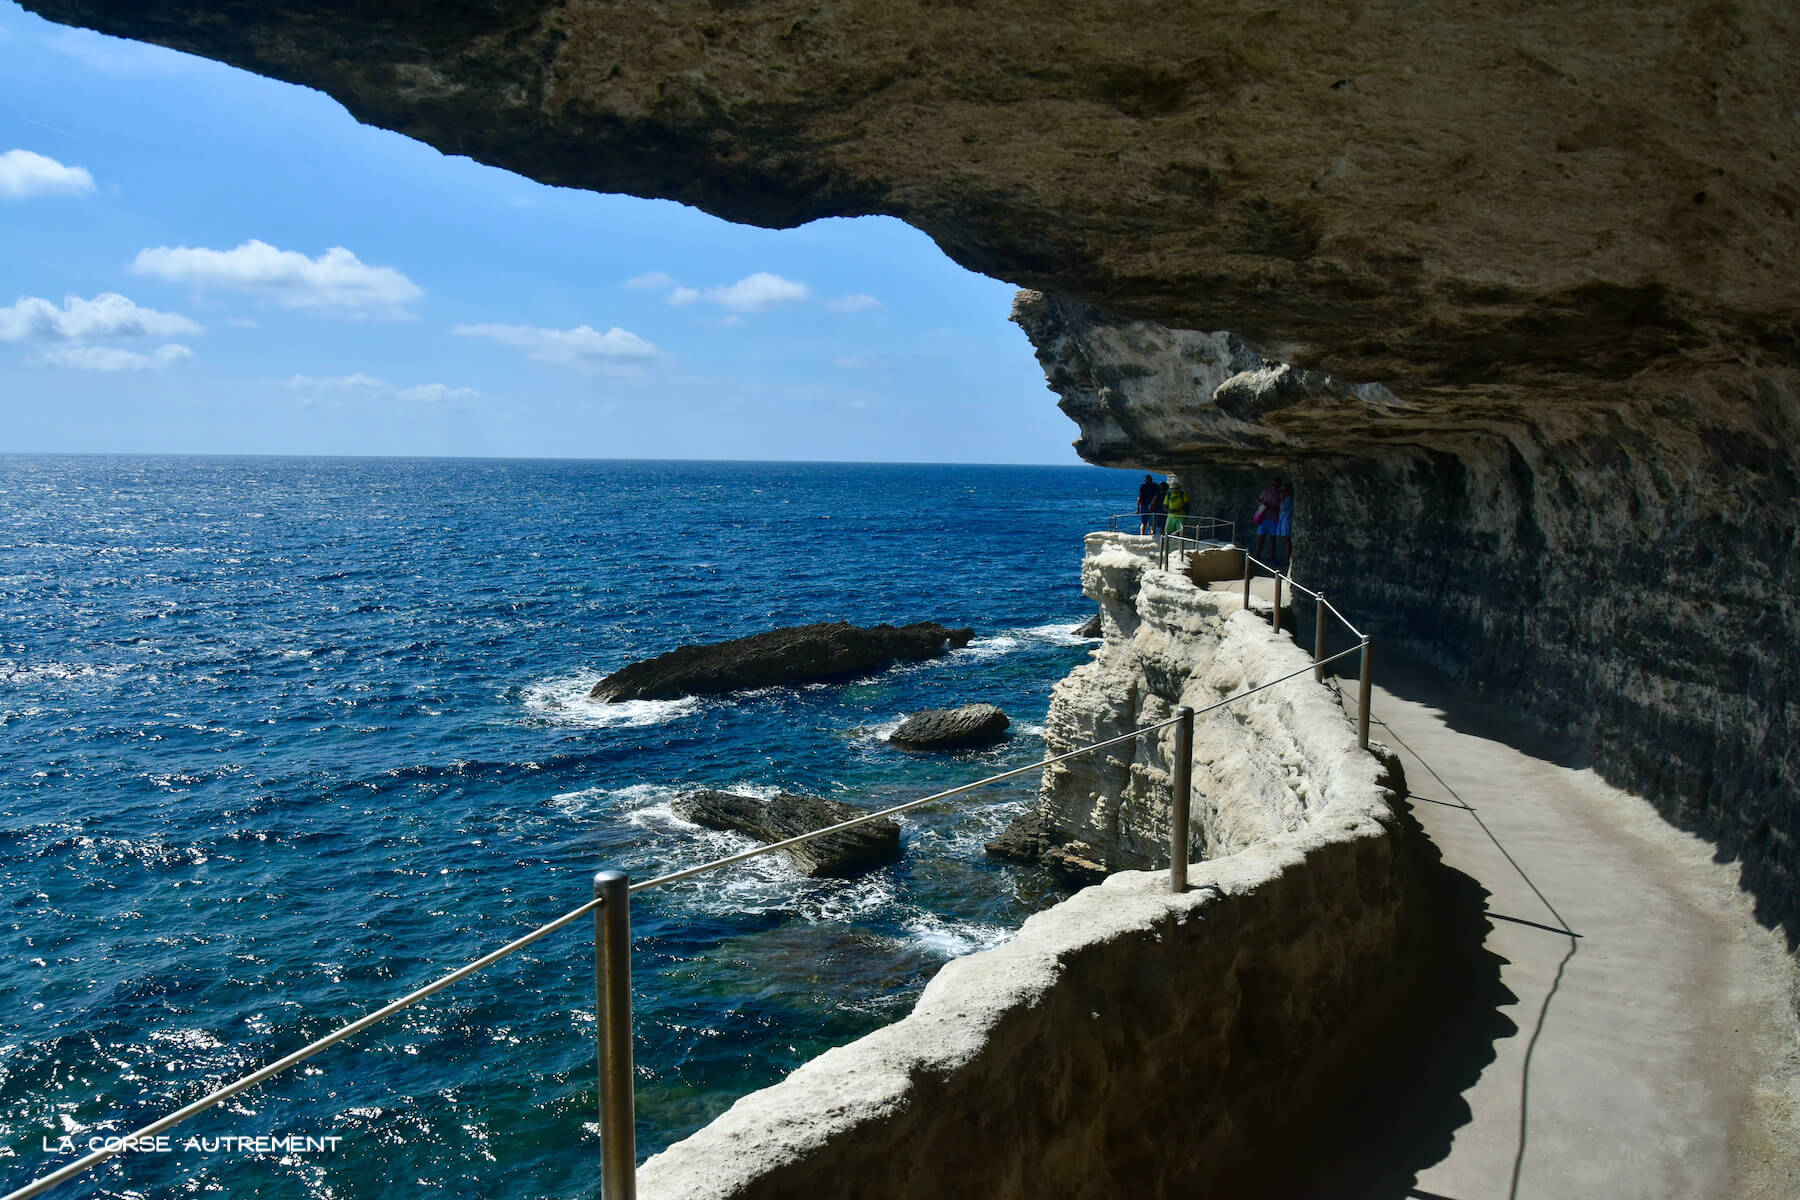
[889,704,1010,750]
[589,621,974,702]
[672,789,900,878]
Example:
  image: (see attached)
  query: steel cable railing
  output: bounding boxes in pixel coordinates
[5,531,1375,1200]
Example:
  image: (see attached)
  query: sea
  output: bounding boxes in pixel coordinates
[0,455,1138,1199]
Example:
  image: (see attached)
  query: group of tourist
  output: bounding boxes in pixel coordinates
[1134,474,1189,535]
[1133,473,1294,564]
[1252,477,1294,565]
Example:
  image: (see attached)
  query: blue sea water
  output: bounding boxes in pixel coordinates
[0,455,1136,1199]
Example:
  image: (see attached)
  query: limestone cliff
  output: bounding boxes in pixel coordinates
[1029,533,1385,877]
[24,0,1799,937]
[1015,293,1800,943]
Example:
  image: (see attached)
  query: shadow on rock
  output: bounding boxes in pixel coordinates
[1255,794,1519,1199]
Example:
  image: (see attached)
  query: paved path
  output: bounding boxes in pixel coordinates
[1326,649,1798,1199]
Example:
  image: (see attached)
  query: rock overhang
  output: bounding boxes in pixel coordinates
[20,0,1800,421]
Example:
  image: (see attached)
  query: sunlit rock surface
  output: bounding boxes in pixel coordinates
[25,0,1799,935]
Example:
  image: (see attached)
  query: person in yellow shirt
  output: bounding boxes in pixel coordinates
[1164,483,1189,537]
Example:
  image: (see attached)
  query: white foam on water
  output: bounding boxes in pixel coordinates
[847,717,906,747]
[1021,620,1103,646]
[902,912,1012,958]
[520,672,700,729]
[952,634,1022,662]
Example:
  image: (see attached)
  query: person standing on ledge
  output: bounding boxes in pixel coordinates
[1136,473,1160,534]
[1252,476,1283,560]
[1164,480,1189,538]
[1276,481,1295,566]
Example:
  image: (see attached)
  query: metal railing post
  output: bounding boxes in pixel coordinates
[1272,573,1283,634]
[1314,591,1328,683]
[1169,705,1194,892]
[594,870,637,1200]
[1357,638,1373,750]
[1242,551,1252,613]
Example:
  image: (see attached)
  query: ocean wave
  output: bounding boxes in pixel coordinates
[520,673,700,729]
[951,634,1022,663]
[1020,620,1103,646]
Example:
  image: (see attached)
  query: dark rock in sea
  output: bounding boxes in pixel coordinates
[672,789,901,878]
[1075,612,1102,638]
[889,704,1010,750]
[984,811,1106,887]
[589,621,975,702]
[984,811,1058,864]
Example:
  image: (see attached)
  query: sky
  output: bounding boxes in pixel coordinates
[0,3,1082,464]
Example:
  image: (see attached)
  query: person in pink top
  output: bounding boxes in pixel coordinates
[1252,477,1283,560]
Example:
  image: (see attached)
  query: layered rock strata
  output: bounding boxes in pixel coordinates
[1015,295,1800,943]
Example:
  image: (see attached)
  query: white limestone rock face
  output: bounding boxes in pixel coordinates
[1033,532,1367,874]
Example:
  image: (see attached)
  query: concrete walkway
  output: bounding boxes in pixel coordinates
[1314,648,1799,1199]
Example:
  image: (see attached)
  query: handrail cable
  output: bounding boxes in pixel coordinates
[5,541,1372,1200]
[1239,548,1366,640]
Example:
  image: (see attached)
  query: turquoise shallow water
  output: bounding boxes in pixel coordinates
[0,455,1135,1198]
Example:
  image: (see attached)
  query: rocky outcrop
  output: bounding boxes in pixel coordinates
[1004,534,1384,877]
[982,812,1108,887]
[889,704,1010,750]
[589,622,974,701]
[672,789,900,877]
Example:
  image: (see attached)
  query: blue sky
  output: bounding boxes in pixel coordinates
[0,3,1081,463]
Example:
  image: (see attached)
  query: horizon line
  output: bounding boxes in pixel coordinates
[0,449,1124,469]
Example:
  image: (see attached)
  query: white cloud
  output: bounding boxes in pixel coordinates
[826,293,882,314]
[38,343,193,372]
[281,373,476,406]
[668,286,699,306]
[284,373,387,391]
[452,322,660,370]
[833,355,887,370]
[719,314,745,328]
[0,293,202,343]
[704,273,809,312]
[130,239,423,319]
[625,271,676,289]
[398,383,478,404]
[225,316,260,328]
[0,149,95,199]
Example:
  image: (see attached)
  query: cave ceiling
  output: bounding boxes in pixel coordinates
[22,0,1800,452]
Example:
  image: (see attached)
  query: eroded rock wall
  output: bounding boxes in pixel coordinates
[1018,296,1800,942]
[1038,533,1371,875]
